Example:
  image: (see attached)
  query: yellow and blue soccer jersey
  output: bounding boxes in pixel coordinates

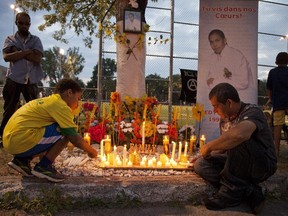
[3,94,78,154]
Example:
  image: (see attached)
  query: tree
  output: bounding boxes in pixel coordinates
[146,74,168,102]
[42,46,85,86]
[16,0,158,47]
[87,58,117,100]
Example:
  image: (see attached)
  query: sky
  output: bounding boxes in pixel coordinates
[0,0,287,86]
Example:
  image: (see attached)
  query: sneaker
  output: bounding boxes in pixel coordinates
[8,158,33,177]
[246,185,265,215]
[202,192,242,210]
[32,164,67,183]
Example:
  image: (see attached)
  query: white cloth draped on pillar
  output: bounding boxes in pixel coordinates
[116,21,146,99]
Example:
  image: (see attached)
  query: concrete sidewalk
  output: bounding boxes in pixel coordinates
[0,168,287,216]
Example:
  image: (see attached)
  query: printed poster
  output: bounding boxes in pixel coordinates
[197,0,258,141]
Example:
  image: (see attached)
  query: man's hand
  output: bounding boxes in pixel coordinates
[200,143,211,158]
[223,67,232,79]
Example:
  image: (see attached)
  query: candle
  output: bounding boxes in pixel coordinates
[178,142,182,161]
[140,160,146,167]
[104,135,112,156]
[83,132,91,145]
[123,144,127,166]
[113,145,117,166]
[200,134,206,148]
[148,159,153,167]
[184,141,188,156]
[142,121,145,148]
[171,141,176,160]
[189,135,196,155]
[156,161,162,167]
[127,161,133,167]
[163,135,170,155]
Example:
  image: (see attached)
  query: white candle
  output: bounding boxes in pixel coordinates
[127,160,133,167]
[190,135,196,154]
[142,121,145,148]
[171,141,176,160]
[184,142,188,156]
[113,145,117,166]
[100,139,104,158]
[156,161,162,167]
[178,142,182,161]
[148,159,153,167]
[140,160,146,167]
[123,144,127,166]
[200,134,206,148]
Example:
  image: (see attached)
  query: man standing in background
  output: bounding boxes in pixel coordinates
[0,12,44,138]
[266,52,288,156]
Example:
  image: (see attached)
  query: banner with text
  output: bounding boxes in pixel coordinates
[197,0,258,141]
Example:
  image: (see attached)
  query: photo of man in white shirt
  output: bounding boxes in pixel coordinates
[206,29,252,90]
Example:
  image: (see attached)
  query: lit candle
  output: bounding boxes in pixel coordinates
[142,121,145,148]
[113,145,117,166]
[200,134,206,148]
[83,132,91,145]
[104,135,112,156]
[171,141,176,160]
[123,144,127,166]
[163,135,170,155]
[184,141,188,156]
[178,141,182,161]
[140,160,146,167]
[148,159,153,167]
[127,161,133,167]
[156,161,162,167]
[189,135,196,155]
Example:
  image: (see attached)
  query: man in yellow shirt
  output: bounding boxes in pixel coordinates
[3,78,98,182]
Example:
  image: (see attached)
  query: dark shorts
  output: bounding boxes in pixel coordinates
[16,124,63,157]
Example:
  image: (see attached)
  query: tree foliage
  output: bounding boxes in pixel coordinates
[42,46,85,86]
[16,0,116,48]
[87,58,117,100]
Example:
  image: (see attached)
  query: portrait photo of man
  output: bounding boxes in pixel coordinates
[124,10,142,33]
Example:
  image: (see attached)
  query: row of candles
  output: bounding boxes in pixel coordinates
[95,134,206,168]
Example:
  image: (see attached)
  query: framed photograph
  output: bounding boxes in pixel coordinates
[123,10,142,34]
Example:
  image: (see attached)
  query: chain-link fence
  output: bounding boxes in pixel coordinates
[99,0,287,106]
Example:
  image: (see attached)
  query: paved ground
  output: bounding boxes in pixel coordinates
[0,142,288,216]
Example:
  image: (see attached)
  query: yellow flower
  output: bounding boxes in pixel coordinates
[192,103,205,122]
[98,22,103,31]
[105,28,112,36]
